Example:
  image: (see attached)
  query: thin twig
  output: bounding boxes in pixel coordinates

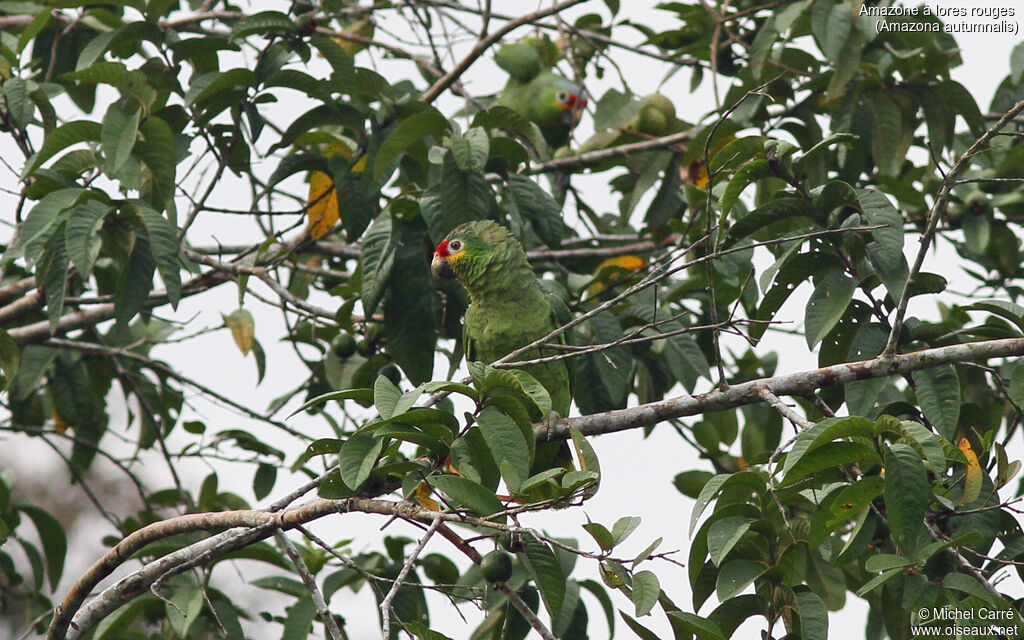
[379,515,442,639]
[275,530,346,640]
[883,98,1024,355]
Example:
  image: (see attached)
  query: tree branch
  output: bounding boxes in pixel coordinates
[419,0,591,105]
[546,336,1024,440]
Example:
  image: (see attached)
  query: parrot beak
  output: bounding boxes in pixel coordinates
[431,252,455,279]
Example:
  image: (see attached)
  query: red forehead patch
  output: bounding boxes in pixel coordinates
[435,239,449,256]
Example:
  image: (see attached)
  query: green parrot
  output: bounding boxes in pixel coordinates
[430,220,572,418]
[493,42,586,149]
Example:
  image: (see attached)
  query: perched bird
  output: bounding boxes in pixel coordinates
[493,41,586,149]
[430,220,572,417]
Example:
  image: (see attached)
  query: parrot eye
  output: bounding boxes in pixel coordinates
[448,240,463,252]
[557,91,569,103]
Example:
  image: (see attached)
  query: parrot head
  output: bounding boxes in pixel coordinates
[530,74,587,126]
[551,83,587,125]
[431,220,516,284]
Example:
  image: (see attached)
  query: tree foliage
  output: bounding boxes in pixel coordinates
[1,0,1024,639]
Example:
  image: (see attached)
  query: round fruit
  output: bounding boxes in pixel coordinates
[480,550,514,583]
[378,363,402,385]
[635,106,668,135]
[644,93,676,120]
[330,333,357,358]
[355,339,373,357]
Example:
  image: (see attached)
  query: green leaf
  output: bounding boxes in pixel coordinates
[666,611,725,640]
[2,77,34,128]
[281,595,317,640]
[135,116,178,210]
[964,300,1024,335]
[338,432,383,490]
[289,388,374,416]
[23,120,103,178]
[707,516,754,565]
[360,213,395,316]
[5,188,84,265]
[796,589,829,640]
[884,443,930,556]
[101,99,141,176]
[0,329,19,390]
[689,471,766,536]
[941,572,1006,608]
[865,92,903,176]
[856,189,908,302]
[42,233,69,332]
[18,505,67,590]
[430,157,492,239]
[476,406,531,492]
[471,105,546,157]
[450,127,489,173]
[709,136,767,173]
[826,476,884,528]
[911,365,960,440]
[782,441,880,487]
[518,536,565,620]
[486,368,552,419]
[374,108,451,180]
[64,200,112,279]
[507,174,565,247]
[619,611,660,640]
[804,268,857,348]
[749,16,778,79]
[864,553,914,573]
[612,516,642,546]
[130,201,181,307]
[780,416,876,482]
[570,427,601,498]
[374,373,402,419]
[721,159,769,218]
[62,61,158,109]
[253,462,277,501]
[427,474,504,519]
[1012,41,1024,84]
[185,68,256,106]
[631,570,660,617]
[811,0,852,62]
[583,522,615,551]
[716,559,766,600]
[383,221,437,384]
[166,585,203,638]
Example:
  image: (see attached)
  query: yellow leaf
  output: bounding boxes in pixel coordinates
[586,254,645,297]
[306,143,365,240]
[958,437,982,505]
[53,407,67,435]
[415,481,440,511]
[307,170,338,240]
[224,308,255,356]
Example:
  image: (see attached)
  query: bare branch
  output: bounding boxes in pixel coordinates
[546,336,1024,440]
[275,529,346,640]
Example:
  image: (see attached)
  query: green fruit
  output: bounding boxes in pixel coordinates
[644,93,676,120]
[330,333,357,358]
[378,363,402,386]
[635,106,668,135]
[355,339,373,357]
[480,550,513,583]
